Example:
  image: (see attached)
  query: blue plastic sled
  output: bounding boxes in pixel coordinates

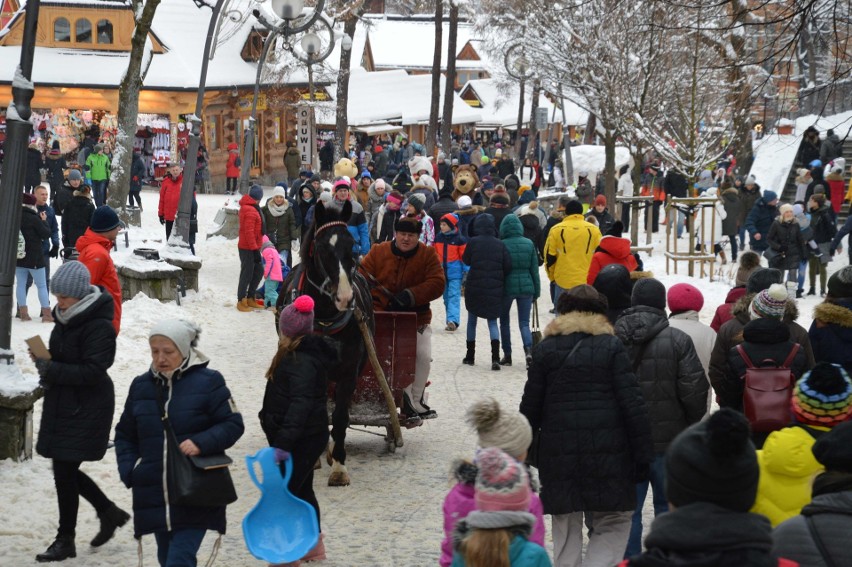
[242,447,320,563]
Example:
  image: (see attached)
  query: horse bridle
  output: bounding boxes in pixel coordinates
[304,220,356,304]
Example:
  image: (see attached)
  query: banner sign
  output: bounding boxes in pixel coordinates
[297,106,314,168]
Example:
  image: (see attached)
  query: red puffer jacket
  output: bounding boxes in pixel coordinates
[710,286,748,332]
[158,174,182,221]
[226,143,240,178]
[238,194,263,250]
[587,236,638,284]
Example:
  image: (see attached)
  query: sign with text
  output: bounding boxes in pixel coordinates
[296,106,314,169]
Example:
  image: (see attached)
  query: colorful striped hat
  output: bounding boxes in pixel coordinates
[474,447,530,512]
[792,363,852,427]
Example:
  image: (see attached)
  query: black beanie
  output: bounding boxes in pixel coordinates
[606,220,624,238]
[666,409,759,512]
[746,268,783,294]
[827,266,852,299]
[631,278,666,310]
[394,216,422,235]
[812,420,852,473]
[565,200,584,216]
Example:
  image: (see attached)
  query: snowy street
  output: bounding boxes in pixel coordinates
[0,187,837,566]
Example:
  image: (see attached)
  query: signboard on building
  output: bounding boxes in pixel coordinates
[296,106,315,169]
[237,93,267,113]
[535,107,549,130]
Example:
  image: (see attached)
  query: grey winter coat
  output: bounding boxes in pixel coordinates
[615,306,708,453]
[771,486,852,566]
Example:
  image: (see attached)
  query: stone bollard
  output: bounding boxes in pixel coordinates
[115,253,183,302]
[119,207,142,228]
[160,248,202,292]
[0,351,43,461]
[206,206,240,240]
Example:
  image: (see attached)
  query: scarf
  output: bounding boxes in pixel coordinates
[54,286,101,325]
[811,470,852,498]
[267,201,289,217]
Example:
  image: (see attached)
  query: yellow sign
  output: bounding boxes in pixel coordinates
[300,91,329,100]
[237,93,267,112]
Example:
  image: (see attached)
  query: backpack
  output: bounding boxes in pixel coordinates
[736,343,800,432]
[234,156,242,168]
[17,231,25,259]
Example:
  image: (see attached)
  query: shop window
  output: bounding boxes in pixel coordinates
[54,18,70,42]
[75,19,92,43]
[97,19,113,44]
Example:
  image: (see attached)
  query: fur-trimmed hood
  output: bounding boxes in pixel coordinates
[544,311,613,338]
[456,205,485,217]
[732,292,799,323]
[814,300,852,328]
[630,270,654,281]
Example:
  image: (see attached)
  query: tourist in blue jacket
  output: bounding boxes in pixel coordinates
[329,177,370,258]
[434,213,469,332]
[744,190,779,254]
[115,320,244,567]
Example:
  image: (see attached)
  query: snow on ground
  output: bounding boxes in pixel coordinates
[0,189,844,565]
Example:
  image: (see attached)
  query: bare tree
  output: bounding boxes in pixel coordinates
[107,0,162,213]
[426,0,443,155]
[440,1,459,153]
[330,1,368,162]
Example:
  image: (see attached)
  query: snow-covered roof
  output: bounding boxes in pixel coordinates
[0,0,311,90]
[316,68,481,127]
[460,78,586,128]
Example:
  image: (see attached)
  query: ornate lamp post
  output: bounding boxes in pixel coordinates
[0,0,43,461]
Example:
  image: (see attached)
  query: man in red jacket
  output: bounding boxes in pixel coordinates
[158,163,182,240]
[77,206,122,334]
[237,185,265,311]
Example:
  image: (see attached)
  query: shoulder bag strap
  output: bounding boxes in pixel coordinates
[565,337,585,361]
[532,300,540,330]
[153,379,176,439]
[736,343,755,368]
[806,515,838,567]
[781,343,801,369]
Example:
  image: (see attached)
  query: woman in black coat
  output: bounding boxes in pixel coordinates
[767,204,807,285]
[520,284,653,567]
[26,144,44,192]
[259,295,338,562]
[61,185,95,254]
[115,319,244,566]
[461,213,512,370]
[17,192,51,321]
[30,261,128,562]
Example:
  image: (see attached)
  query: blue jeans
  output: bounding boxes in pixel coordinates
[443,278,462,325]
[738,226,747,251]
[16,267,49,308]
[500,295,533,355]
[466,312,499,341]
[154,529,206,567]
[91,179,108,207]
[625,453,668,558]
[797,260,807,291]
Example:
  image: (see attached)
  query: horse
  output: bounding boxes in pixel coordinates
[277,200,374,486]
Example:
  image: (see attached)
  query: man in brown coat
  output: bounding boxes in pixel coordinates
[360,216,445,419]
[708,268,815,408]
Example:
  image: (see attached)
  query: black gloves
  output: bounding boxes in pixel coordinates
[779,245,788,254]
[159,216,166,225]
[49,245,59,258]
[34,358,51,378]
[388,289,414,310]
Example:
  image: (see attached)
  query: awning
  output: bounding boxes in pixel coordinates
[351,123,404,136]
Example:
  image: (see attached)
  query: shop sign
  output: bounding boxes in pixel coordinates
[300,91,329,100]
[296,106,314,168]
[237,93,267,112]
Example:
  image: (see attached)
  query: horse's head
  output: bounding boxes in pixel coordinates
[308,200,356,311]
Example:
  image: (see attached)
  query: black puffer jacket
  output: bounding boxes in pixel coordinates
[592,264,633,324]
[36,288,116,462]
[259,335,339,452]
[810,204,837,244]
[615,306,708,453]
[17,206,50,269]
[771,480,852,566]
[61,193,95,249]
[723,318,809,412]
[625,502,777,567]
[767,219,806,270]
[462,214,511,320]
[428,188,459,225]
[709,293,815,408]
[520,311,653,515]
[721,187,741,236]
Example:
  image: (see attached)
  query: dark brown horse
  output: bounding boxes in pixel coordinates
[277,200,373,486]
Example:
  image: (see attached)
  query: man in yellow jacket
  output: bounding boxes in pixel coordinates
[544,199,602,301]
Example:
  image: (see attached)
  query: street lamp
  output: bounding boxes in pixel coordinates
[237,0,336,195]
[504,44,534,160]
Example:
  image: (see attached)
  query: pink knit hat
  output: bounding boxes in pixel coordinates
[667,283,704,314]
[279,295,315,337]
[474,447,531,512]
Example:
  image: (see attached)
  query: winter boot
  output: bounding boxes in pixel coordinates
[302,533,326,562]
[499,353,512,366]
[237,298,253,312]
[462,341,475,365]
[90,503,130,547]
[796,288,803,299]
[41,307,54,323]
[490,340,501,371]
[524,346,533,370]
[807,287,816,296]
[36,536,76,562]
[19,306,31,321]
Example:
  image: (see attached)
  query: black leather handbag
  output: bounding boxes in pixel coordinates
[156,386,237,508]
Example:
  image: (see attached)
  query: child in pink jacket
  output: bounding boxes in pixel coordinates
[440,398,546,567]
[261,235,284,307]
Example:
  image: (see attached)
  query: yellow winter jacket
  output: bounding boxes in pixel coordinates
[751,425,828,527]
[545,214,602,290]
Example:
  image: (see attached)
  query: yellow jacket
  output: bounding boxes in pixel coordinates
[846,177,852,202]
[751,425,827,527]
[544,214,602,289]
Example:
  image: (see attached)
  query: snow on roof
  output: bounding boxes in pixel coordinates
[461,78,585,128]
[362,17,486,71]
[0,0,310,90]
[318,68,481,127]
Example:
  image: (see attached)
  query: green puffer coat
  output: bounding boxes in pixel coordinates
[499,214,540,299]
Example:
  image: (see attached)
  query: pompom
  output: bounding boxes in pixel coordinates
[293,295,314,313]
[706,408,751,459]
[528,201,539,209]
[739,251,761,271]
[466,398,502,434]
[767,283,788,302]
